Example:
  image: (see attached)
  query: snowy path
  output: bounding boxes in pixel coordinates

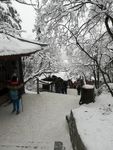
[0,89,80,150]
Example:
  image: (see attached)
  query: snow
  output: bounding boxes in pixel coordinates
[0,3,8,12]
[0,88,113,150]
[51,71,70,80]
[38,71,70,81]
[82,84,94,89]
[0,89,79,150]
[0,33,42,56]
[40,79,52,84]
[72,93,113,150]
[97,83,113,95]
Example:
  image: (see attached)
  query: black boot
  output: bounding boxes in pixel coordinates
[16,111,20,115]
[12,109,16,113]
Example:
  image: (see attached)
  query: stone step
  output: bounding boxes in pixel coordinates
[0,141,53,150]
[54,141,65,150]
[0,141,65,150]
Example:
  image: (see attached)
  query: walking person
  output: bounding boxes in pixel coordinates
[76,78,84,95]
[8,74,23,115]
[62,80,68,94]
[76,79,82,95]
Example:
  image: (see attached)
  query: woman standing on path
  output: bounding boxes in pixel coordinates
[7,74,23,115]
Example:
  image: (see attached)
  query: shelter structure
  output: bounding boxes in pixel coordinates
[0,33,47,104]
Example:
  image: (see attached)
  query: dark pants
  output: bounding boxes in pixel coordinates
[62,88,67,94]
[12,99,20,112]
[77,88,81,95]
[64,88,67,94]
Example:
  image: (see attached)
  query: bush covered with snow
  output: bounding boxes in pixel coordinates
[97,83,113,95]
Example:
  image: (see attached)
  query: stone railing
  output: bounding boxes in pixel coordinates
[66,111,87,150]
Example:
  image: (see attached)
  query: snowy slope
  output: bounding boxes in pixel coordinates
[72,93,113,150]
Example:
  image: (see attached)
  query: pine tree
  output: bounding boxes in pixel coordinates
[0,0,21,35]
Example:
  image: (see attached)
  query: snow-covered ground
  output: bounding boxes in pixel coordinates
[72,93,113,150]
[0,89,79,150]
[1,87,112,150]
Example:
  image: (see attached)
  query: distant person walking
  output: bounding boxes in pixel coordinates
[62,80,68,94]
[76,78,84,95]
[76,81,81,95]
[7,74,23,115]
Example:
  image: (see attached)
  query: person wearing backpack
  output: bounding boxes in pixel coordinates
[8,74,23,115]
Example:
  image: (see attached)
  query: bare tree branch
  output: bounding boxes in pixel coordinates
[14,0,36,6]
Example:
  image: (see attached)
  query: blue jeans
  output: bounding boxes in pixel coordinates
[12,99,20,112]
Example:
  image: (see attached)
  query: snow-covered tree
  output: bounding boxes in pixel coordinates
[0,0,37,35]
[0,0,22,35]
[33,0,113,96]
[0,0,36,6]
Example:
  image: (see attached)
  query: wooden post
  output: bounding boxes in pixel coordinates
[37,78,40,94]
[18,57,25,93]
[50,83,53,92]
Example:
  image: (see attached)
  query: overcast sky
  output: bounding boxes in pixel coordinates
[13,1,36,39]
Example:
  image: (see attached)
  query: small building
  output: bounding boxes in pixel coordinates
[0,33,47,104]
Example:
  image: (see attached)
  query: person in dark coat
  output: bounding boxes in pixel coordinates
[62,80,68,94]
[76,80,82,95]
[76,79,84,95]
[8,74,23,114]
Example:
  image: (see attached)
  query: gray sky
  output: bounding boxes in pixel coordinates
[13,1,36,39]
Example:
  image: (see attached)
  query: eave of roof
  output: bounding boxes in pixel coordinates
[0,33,48,57]
[8,33,48,47]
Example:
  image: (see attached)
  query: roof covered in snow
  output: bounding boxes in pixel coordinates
[0,33,48,57]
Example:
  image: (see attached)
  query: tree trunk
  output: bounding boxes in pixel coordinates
[93,70,97,89]
[105,15,113,40]
[37,78,40,94]
[97,67,100,88]
[79,85,95,105]
[101,71,113,96]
